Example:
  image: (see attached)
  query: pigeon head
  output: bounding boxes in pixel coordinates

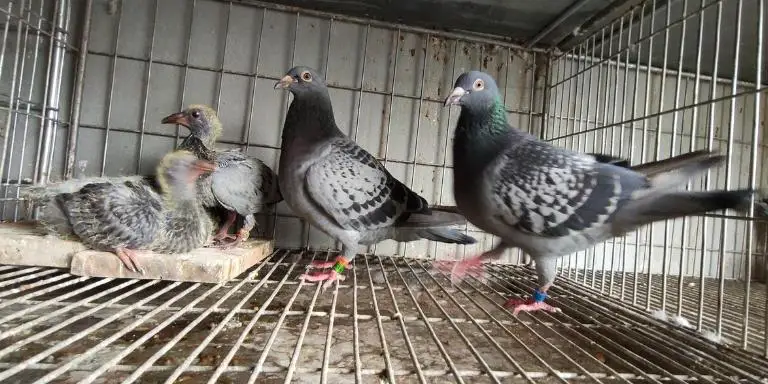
[273,66,328,96]
[444,71,502,110]
[156,150,216,200]
[161,104,223,145]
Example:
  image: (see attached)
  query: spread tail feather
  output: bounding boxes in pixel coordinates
[618,189,755,229]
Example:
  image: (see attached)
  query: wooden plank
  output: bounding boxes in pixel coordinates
[0,222,86,268]
[0,222,275,283]
[69,239,274,283]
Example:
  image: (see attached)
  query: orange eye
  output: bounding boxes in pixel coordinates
[301,71,312,81]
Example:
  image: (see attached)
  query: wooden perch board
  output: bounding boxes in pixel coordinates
[0,222,86,268]
[0,222,274,283]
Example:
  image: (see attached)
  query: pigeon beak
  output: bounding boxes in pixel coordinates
[161,112,190,128]
[444,87,467,106]
[274,75,295,90]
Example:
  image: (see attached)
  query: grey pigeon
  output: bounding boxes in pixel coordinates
[274,66,476,288]
[161,105,282,247]
[442,70,755,315]
[24,150,216,273]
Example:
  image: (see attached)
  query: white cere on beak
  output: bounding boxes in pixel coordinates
[444,87,467,106]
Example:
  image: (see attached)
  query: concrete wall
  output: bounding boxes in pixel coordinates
[1,0,539,262]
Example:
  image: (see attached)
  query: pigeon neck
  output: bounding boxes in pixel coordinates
[454,99,517,170]
[179,135,217,161]
[283,91,342,141]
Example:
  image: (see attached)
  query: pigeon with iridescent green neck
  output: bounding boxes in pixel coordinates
[161,105,282,248]
[443,70,755,316]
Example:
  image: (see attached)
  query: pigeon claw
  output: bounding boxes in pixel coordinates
[300,269,346,292]
[504,298,561,316]
[115,248,145,275]
[433,254,486,285]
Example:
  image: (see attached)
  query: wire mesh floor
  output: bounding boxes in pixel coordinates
[0,249,766,383]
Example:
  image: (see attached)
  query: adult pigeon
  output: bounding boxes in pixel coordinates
[274,66,476,288]
[24,150,216,273]
[443,70,755,315]
[161,105,282,247]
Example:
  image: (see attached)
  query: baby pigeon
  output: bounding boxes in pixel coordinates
[24,150,216,273]
[443,70,755,315]
[161,105,283,248]
[274,66,476,289]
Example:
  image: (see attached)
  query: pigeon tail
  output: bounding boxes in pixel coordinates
[417,227,476,244]
[643,150,725,190]
[396,207,469,228]
[618,189,755,230]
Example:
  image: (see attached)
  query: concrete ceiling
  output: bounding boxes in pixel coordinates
[253,0,766,84]
[253,0,619,47]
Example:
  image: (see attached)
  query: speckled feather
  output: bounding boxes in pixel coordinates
[449,70,753,288]
[278,66,474,262]
[305,137,429,232]
[26,151,214,254]
[174,107,283,226]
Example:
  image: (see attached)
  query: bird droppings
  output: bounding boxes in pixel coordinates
[650,309,668,322]
[671,315,692,328]
[700,329,724,344]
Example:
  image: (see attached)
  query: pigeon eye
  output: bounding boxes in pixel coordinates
[301,71,312,82]
[473,79,484,90]
[191,110,201,119]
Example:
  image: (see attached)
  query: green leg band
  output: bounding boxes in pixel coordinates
[333,262,346,274]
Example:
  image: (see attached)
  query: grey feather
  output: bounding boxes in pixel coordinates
[447,70,755,291]
[277,66,476,264]
[24,151,214,255]
[162,105,282,240]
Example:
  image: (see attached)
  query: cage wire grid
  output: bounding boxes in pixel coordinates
[0,0,767,382]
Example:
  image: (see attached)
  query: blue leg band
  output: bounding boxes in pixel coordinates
[533,289,548,303]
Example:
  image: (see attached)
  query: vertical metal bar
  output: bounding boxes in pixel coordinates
[98,0,122,176]
[64,0,92,179]
[621,4,644,300]
[608,16,625,296]
[636,0,657,306]
[42,0,70,181]
[528,51,536,134]
[679,0,706,318]
[613,8,634,297]
[0,1,22,210]
[3,0,33,219]
[599,24,614,293]
[351,24,370,142]
[404,32,429,258]
[371,28,400,257]
[135,0,159,174]
[699,0,722,332]
[718,0,743,337]
[662,0,689,312]
[648,1,673,311]
[742,0,763,352]
[213,1,232,110]
[174,0,196,145]
[242,8,266,151]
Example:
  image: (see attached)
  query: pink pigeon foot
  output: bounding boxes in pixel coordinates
[504,289,561,315]
[213,211,238,242]
[114,248,145,275]
[215,228,249,249]
[433,254,487,284]
[300,269,346,291]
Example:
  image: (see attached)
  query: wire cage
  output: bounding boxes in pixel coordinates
[1,0,768,382]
